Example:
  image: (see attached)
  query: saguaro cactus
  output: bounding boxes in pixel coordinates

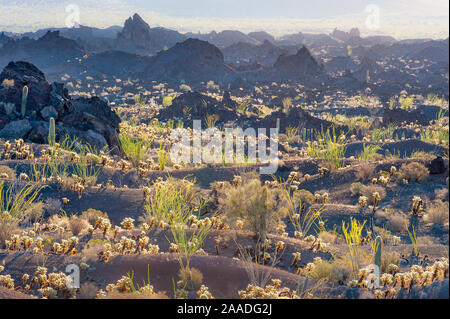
[48,117,55,146]
[21,85,28,118]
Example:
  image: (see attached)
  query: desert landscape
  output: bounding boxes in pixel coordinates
[0,2,448,301]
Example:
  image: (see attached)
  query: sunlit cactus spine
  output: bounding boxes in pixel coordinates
[48,117,55,146]
[21,85,28,118]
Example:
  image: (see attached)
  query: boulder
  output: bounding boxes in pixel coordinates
[0,119,32,139]
[40,105,58,121]
[428,156,446,174]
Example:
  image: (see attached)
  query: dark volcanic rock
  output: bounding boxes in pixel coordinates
[157,91,237,126]
[428,156,446,174]
[0,61,120,151]
[273,46,321,77]
[382,107,429,125]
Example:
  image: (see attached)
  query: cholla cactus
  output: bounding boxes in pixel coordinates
[358,196,368,207]
[197,285,214,299]
[409,196,424,216]
[120,217,135,231]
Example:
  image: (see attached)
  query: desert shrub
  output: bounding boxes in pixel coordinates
[318,231,340,244]
[350,182,364,196]
[48,214,70,229]
[78,282,99,299]
[80,209,108,224]
[69,215,89,236]
[385,213,407,234]
[434,188,449,202]
[360,185,386,205]
[424,200,449,226]
[355,163,375,180]
[82,239,112,262]
[295,189,314,204]
[0,224,16,247]
[24,201,44,223]
[220,176,282,241]
[44,198,62,215]
[351,184,386,204]
[0,166,16,180]
[397,162,429,183]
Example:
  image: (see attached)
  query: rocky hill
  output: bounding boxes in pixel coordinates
[116,13,186,55]
[273,46,322,77]
[141,38,235,81]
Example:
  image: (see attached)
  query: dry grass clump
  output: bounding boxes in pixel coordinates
[68,215,89,236]
[0,165,16,179]
[318,231,340,244]
[356,163,375,180]
[78,282,99,299]
[351,183,386,204]
[424,200,449,226]
[434,188,449,202]
[385,212,408,234]
[0,224,16,247]
[397,162,429,183]
[380,251,400,274]
[80,208,108,224]
[302,257,352,284]
[24,202,44,223]
[177,267,204,291]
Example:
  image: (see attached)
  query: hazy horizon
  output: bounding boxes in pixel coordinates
[0,0,449,39]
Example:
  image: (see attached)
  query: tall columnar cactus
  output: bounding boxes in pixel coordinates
[21,85,28,118]
[48,117,55,146]
[374,235,383,270]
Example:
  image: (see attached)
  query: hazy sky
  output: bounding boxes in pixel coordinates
[0,0,448,39]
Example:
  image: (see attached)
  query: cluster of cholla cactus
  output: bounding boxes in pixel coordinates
[12,266,77,298]
[238,279,303,299]
[136,158,162,177]
[0,274,14,290]
[53,236,79,255]
[98,233,160,263]
[318,167,330,177]
[1,139,34,160]
[0,265,15,290]
[352,258,448,298]
[197,285,214,299]
[92,216,112,237]
[314,192,329,204]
